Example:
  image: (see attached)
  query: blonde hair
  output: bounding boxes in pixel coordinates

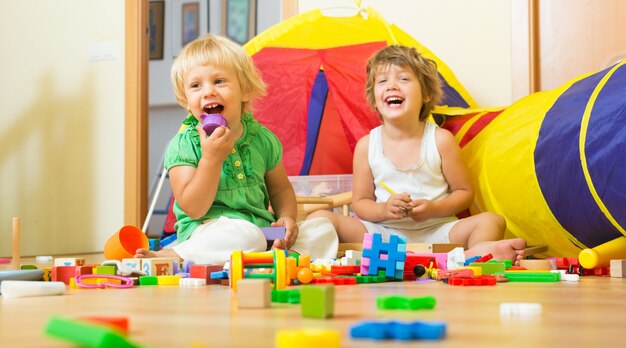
[171,34,266,112]
[365,45,441,121]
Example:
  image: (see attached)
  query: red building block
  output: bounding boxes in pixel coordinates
[189,264,223,285]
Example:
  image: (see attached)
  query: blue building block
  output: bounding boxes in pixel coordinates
[350,320,446,341]
[361,233,407,279]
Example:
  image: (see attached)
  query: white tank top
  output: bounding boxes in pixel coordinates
[368,122,454,229]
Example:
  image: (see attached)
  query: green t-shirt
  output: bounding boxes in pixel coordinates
[164,112,282,242]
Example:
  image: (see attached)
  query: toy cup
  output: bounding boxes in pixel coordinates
[104,225,149,260]
[201,113,229,135]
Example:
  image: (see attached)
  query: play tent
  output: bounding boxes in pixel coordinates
[438,60,626,257]
[244,7,475,176]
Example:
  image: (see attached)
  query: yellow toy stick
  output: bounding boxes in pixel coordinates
[578,236,626,269]
[377,181,397,195]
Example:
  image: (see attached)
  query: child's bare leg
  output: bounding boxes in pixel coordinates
[307,210,367,243]
[134,248,180,260]
[449,212,526,264]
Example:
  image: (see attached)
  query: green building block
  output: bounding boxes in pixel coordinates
[377,295,436,310]
[139,276,158,285]
[300,285,335,319]
[488,259,512,269]
[272,289,301,304]
[469,262,506,275]
[95,265,117,275]
[45,316,142,348]
[499,271,561,282]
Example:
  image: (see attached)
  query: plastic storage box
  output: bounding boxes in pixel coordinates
[288,174,353,197]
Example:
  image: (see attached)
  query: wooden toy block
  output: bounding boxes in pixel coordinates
[94,265,117,275]
[610,259,626,278]
[519,259,554,270]
[300,285,335,319]
[406,243,463,254]
[53,258,85,267]
[276,328,340,348]
[121,258,142,273]
[189,264,223,284]
[141,258,175,276]
[236,279,271,309]
[52,266,92,285]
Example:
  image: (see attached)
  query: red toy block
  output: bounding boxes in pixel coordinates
[189,264,223,285]
[52,266,93,285]
[448,275,497,286]
[404,255,437,281]
[80,317,129,334]
[474,253,493,263]
[329,265,360,275]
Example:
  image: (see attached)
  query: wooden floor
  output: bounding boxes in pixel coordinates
[2,257,626,347]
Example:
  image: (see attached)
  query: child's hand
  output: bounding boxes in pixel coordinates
[383,193,412,220]
[407,199,434,222]
[196,125,234,163]
[272,217,298,249]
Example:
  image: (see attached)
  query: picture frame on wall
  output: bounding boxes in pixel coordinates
[182,2,200,47]
[222,0,256,44]
[149,1,165,60]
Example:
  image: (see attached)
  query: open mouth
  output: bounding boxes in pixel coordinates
[203,104,224,114]
[385,97,404,106]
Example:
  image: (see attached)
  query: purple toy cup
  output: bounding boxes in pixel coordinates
[200,113,229,135]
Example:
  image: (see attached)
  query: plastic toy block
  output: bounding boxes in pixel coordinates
[473,253,493,263]
[610,259,626,278]
[300,285,335,319]
[500,271,560,282]
[464,255,481,266]
[138,276,158,285]
[488,259,512,269]
[446,247,465,270]
[360,233,407,279]
[180,278,206,287]
[377,296,436,310]
[54,258,85,267]
[500,303,542,317]
[447,275,497,286]
[555,257,580,269]
[148,238,160,251]
[189,264,223,284]
[276,328,340,348]
[271,289,301,304]
[45,316,141,348]
[236,279,271,309]
[469,262,506,275]
[210,270,229,279]
[350,320,446,341]
[412,252,448,270]
[157,275,182,285]
[551,270,579,282]
[404,255,437,280]
[95,265,117,275]
[141,258,175,276]
[80,317,129,334]
[329,265,360,275]
[311,276,357,285]
[260,226,286,249]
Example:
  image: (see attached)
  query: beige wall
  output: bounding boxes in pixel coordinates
[0,0,126,256]
[297,0,515,107]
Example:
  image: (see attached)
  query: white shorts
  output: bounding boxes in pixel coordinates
[171,216,338,265]
[360,219,459,243]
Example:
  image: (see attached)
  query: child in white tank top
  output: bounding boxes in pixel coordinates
[308,45,527,265]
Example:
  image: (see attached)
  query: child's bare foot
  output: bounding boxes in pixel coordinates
[465,238,527,265]
[134,248,180,259]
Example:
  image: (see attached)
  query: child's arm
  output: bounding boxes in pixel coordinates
[352,136,410,222]
[265,161,299,248]
[169,126,234,219]
[409,128,473,221]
